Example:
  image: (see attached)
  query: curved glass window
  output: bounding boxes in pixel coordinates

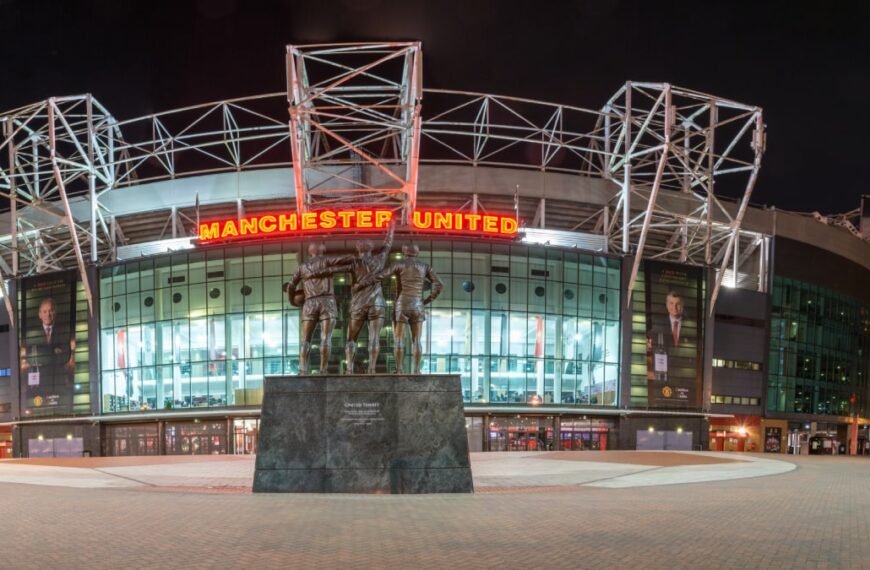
[99,240,621,412]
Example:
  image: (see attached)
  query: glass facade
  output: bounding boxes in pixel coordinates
[768,277,870,416]
[471,415,616,452]
[101,419,248,456]
[98,240,621,413]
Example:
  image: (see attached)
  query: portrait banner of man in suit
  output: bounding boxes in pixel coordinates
[644,261,703,407]
[19,270,78,416]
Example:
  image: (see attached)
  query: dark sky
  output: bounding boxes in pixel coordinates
[1,0,868,214]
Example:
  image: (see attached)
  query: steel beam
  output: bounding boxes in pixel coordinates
[625,85,671,305]
[48,99,94,315]
[709,111,765,315]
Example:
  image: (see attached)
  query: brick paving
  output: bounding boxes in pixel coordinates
[2,455,869,569]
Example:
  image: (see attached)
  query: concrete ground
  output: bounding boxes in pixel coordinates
[0,452,867,569]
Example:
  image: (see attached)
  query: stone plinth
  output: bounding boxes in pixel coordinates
[252,374,473,493]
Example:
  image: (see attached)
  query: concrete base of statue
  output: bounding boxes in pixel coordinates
[252,374,474,494]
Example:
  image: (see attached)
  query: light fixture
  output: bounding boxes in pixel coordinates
[737,427,747,436]
[676,427,683,434]
[648,426,655,433]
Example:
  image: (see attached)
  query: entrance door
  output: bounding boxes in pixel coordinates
[233,419,260,454]
[709,436,725,452]
[560,418,612,451]
[165,421,228,455]
[105,424,160,456]
[560,430,605,450]
[488,417,555,451]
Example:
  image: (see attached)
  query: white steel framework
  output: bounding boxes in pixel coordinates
[0,95,123,318]
[597,82,766,311]
[0,42,769,321]
[286,42,422,217]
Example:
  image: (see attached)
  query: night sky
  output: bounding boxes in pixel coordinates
[1,0,868,214]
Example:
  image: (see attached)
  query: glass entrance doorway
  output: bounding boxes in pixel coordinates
[233,419,259,454]
[105,423,160,456]
[488,416,555,451]
[165,421,228,455]
[560,418,611,450]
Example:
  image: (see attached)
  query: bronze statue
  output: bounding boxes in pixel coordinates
[334,224,395,374]
[358,244,443,374]
[287,243,350,374]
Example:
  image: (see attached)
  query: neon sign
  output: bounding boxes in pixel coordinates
[198,208,518,243]
[411,210,518,236]
[199,209,394,242]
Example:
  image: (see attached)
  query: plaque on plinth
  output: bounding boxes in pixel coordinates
[252,374,474,494]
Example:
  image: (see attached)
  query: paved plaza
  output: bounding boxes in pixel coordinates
[1,452,868,569]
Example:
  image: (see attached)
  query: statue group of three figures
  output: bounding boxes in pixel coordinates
[286,224,444,375]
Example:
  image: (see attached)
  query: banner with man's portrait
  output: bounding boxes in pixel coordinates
[644,261,704,408]
[20,270,78,416]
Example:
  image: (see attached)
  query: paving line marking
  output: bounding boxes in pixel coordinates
[91,468,156,487]
[573,465,667,486]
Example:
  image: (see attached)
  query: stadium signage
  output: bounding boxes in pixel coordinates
[197,208,518,243]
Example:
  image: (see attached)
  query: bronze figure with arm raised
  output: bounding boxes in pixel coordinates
[340,223,395,374]
[356,243,443,374]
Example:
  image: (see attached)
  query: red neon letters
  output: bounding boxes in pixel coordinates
[199,209,393,242]
[198,208,518,243]
[410,210,518,236]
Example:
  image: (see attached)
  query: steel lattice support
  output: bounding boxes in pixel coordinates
[286,42,423,217]
[0,95,123,314]
[598,82,766,305]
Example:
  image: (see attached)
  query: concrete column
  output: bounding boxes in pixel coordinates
[85,264,104,456]
[553,316,563,404]
[702,267,715,413]
[8,279,22,458]
[87,264,101,417]
[8,279,20,423]
[619,255,635,409]
[554,415,562,450]
[158,420,166,455]
[482,312,491,403]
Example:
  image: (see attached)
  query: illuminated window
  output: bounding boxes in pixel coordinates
[713,358,762,371]
[711,394,760,406]
[99,241,622,411]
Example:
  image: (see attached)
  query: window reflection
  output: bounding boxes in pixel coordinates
[767,277,869,417]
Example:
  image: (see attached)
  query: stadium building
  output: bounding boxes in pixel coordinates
[0,43,867,458]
